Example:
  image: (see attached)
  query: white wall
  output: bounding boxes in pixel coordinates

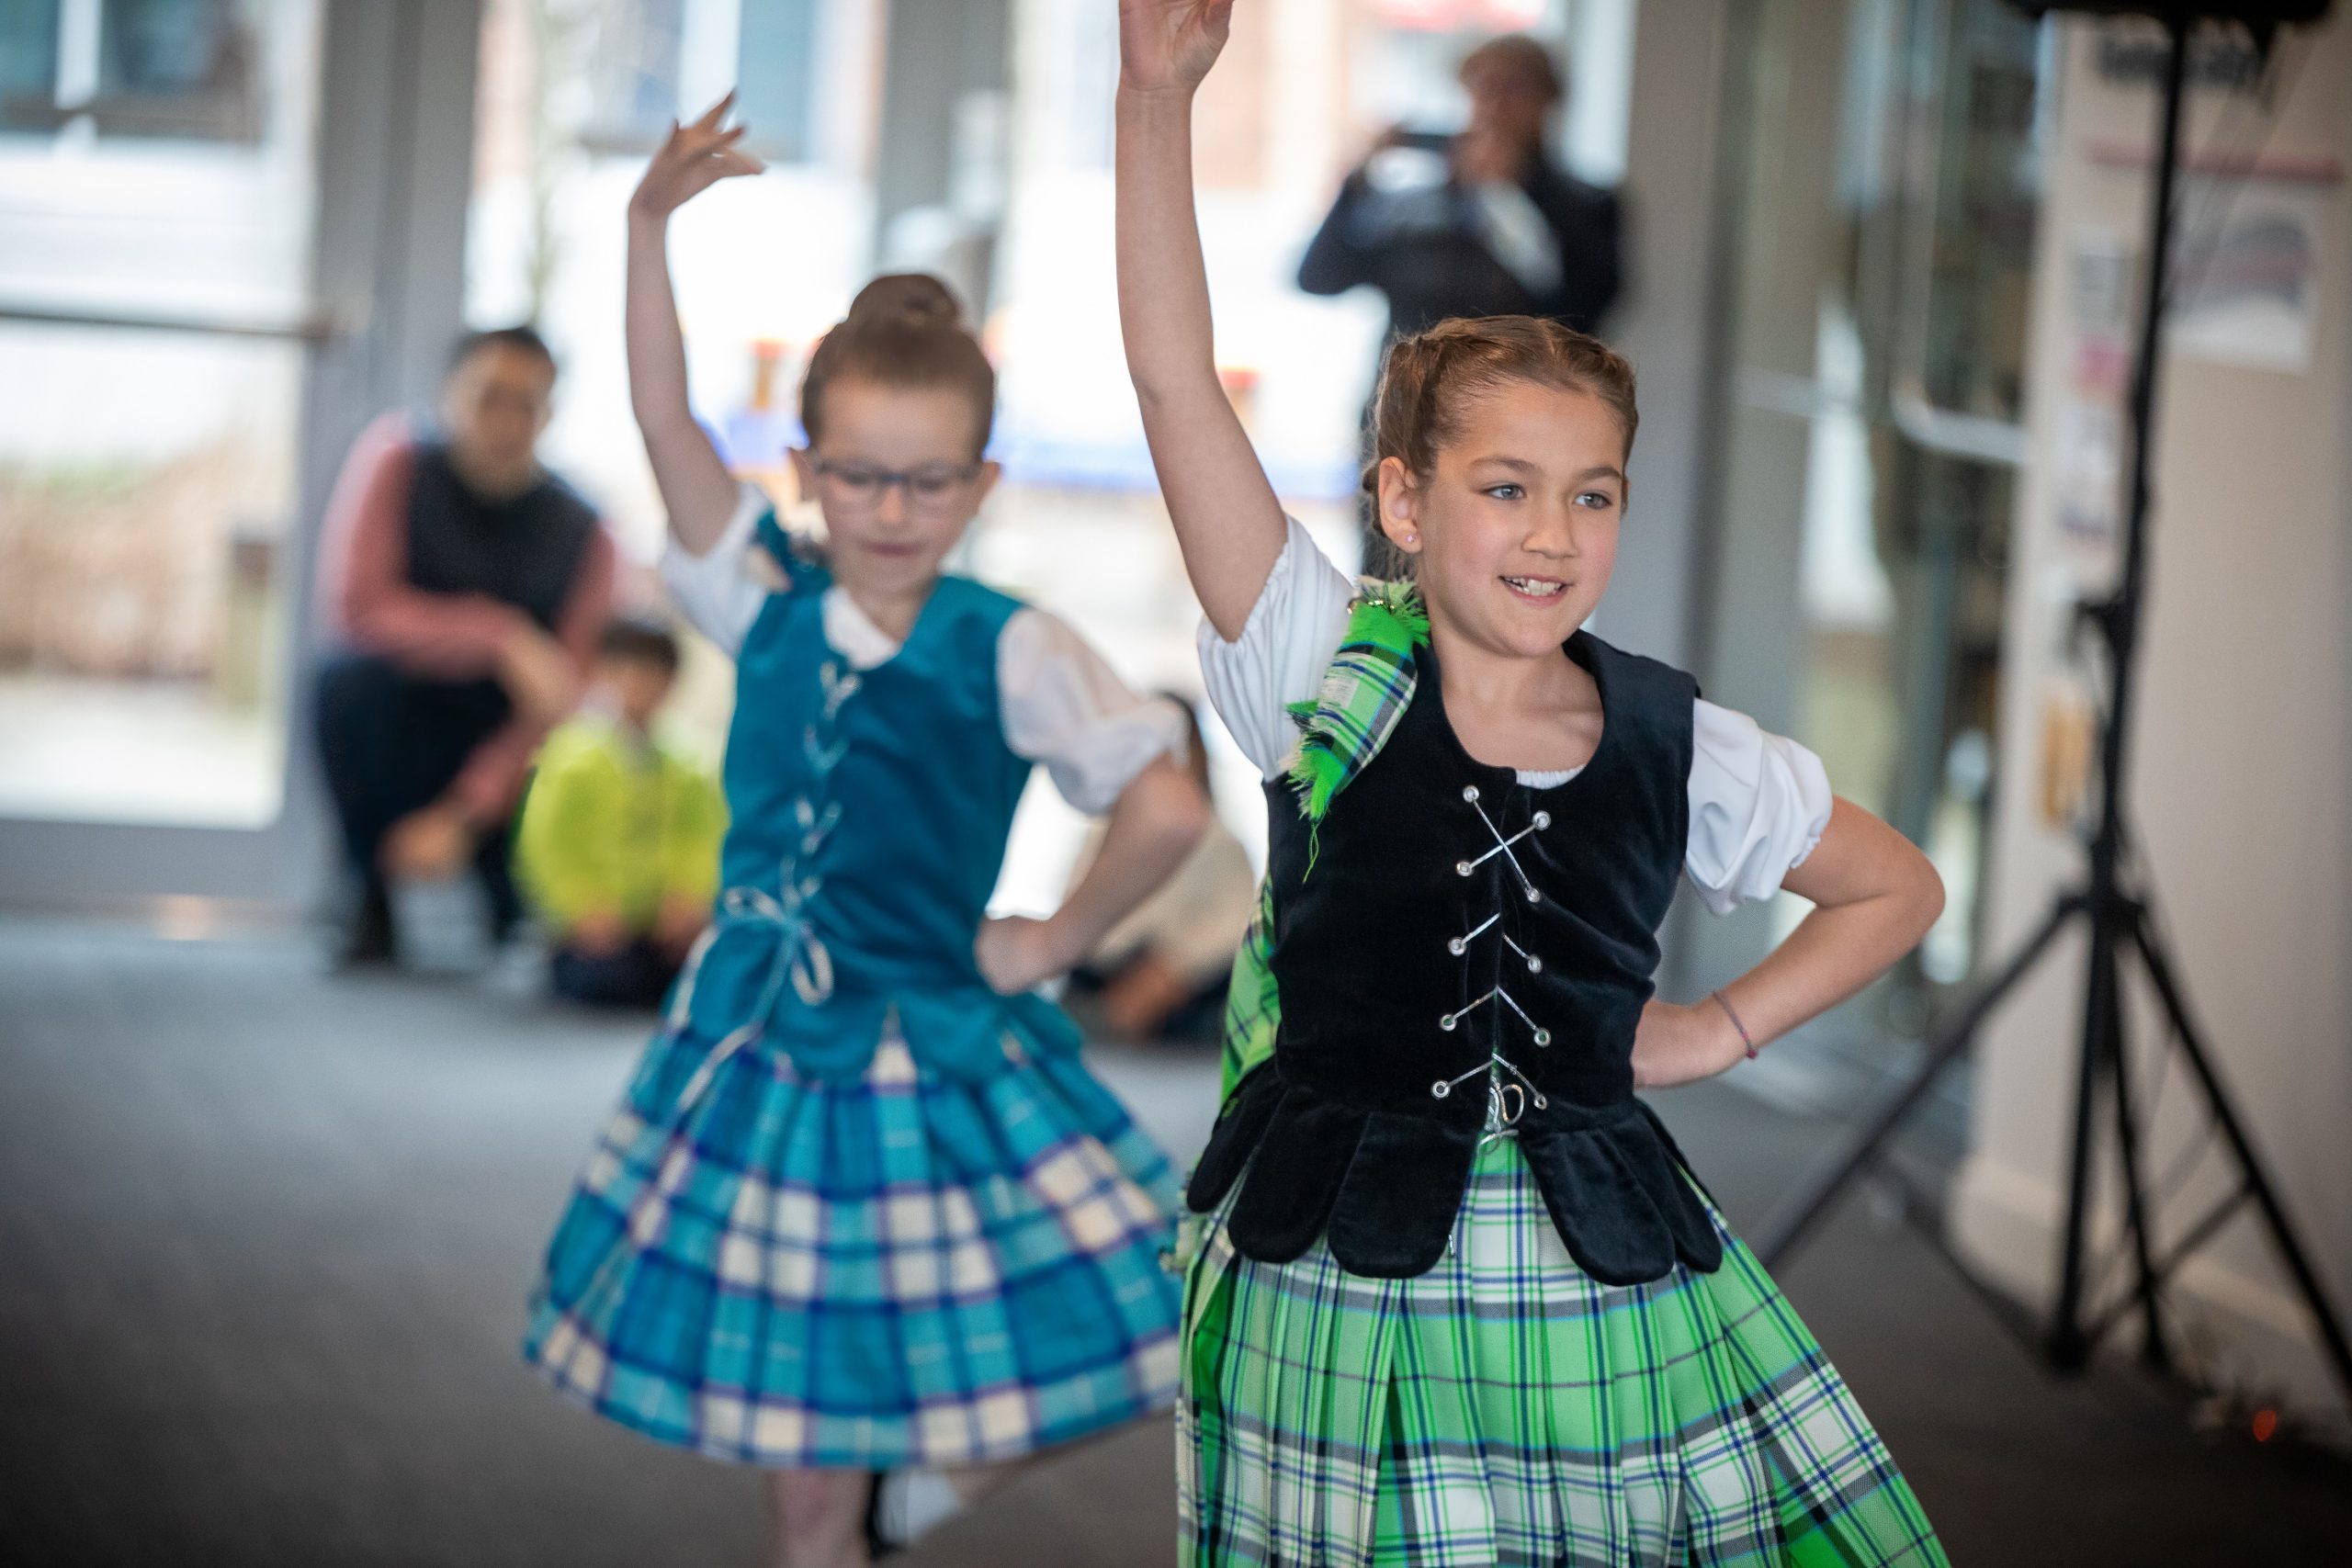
[1952,11,2352,1435]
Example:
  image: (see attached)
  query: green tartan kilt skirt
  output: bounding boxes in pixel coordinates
[1177,1136,1949,1567]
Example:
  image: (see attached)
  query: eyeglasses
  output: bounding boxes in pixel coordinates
[808,457,983,512]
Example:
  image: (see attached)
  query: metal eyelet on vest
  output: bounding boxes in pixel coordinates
[1449,912,1498,957]
[1447,777,1566,1118]
[1432,1063,1491,1100]
[1495,987,1547,1043]
[1442,992,1492,1031]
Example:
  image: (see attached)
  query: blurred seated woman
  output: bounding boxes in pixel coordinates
[312,327,616,964]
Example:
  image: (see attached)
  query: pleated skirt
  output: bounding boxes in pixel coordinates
[526,1021,1184,1469]
[1179,1137,1948,1566]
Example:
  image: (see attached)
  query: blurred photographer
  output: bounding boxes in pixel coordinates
[1297,34,1622,343]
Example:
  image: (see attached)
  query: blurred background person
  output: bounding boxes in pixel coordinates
[1296,32,1623,572]
[1296,33,1623,348]
[7,5,2350,1563]
[311,327,616,965]
[513,615,723,1010]
[1063,696,1257,1045]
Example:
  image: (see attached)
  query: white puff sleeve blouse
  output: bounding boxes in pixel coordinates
[1197,516,1834,914]
[661,485,1189,816]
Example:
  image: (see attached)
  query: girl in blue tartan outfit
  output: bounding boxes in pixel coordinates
[525,96,1208,1568]
[1119,5,1952,1564]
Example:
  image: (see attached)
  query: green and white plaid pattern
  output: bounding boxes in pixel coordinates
[1217,878,1279,1100]
[1281,580,1427,828]
[1216,579,1423,1100]
[1178,1139,1948,1567]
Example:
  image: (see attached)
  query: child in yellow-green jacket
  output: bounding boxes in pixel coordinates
[515,617,726,1009]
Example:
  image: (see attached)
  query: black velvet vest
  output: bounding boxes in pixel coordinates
[1185,630,1725,1285]
[403,442,598,632]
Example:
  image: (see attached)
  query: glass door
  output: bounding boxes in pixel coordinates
[1701,0,2047,1109]
[0,0,323,831]
[0,0,486,919]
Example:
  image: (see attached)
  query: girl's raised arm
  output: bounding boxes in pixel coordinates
[626,95,764,557]
[1116,1,1288,640]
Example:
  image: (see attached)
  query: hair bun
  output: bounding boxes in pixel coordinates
[843,273,964,330]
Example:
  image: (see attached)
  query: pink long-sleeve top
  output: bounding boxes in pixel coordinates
[316,414,617,821]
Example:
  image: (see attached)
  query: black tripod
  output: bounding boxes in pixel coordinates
[1756,4,2352,1418]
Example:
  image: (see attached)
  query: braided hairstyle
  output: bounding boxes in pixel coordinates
[1362,317,1635,579]
[799,274,996,456]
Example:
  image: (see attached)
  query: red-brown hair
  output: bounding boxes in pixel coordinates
[799,274,996,455]
[1365,314,1637,499]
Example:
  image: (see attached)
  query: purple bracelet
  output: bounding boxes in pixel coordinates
[1712,989,1758,1060]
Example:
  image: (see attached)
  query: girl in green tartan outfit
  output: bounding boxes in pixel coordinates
[1116,5,1953,1564]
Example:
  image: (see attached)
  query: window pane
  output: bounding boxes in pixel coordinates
[0,323,301,826]
[736,0,814,159]
[0,0,62,131]
[0,0,316,829]
[95,0,265,141]
[582,0,684,152]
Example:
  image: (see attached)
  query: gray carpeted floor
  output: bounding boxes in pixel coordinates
[0,919,2342,1566]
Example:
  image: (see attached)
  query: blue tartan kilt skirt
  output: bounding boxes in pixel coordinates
[524,1017,1185,1469]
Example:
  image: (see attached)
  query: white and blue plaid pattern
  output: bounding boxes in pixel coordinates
[527,1025,1183,1468]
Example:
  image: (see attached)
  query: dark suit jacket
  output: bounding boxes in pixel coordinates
[1296,133,1623,341]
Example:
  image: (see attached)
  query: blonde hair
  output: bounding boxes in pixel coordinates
[799,274,997,454]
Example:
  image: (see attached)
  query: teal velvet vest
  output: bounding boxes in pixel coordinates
[666,516,1081,1081]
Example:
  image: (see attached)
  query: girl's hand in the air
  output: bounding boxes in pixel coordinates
[1629,998,1750,1089]
[975,914,1081,998]
[1118,0,1237,97]
[628,92,765,221]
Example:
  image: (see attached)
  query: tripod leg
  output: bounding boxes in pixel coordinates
[2129,913,2352,1414]
[1756,897,2080,1269]
[2049,888,2117,1371]
[2102,914,2172,1372]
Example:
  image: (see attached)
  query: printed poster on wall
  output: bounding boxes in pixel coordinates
[2168,182,2326,373]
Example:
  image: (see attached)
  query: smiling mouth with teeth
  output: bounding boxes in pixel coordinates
[1501,575,1567,598]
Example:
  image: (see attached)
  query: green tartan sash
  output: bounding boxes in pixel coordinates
[1216,877,1278,1101]
[1282,579,1430,827]
[1216,580,1427,1102]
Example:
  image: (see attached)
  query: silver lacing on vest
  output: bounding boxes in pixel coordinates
[661,660,858,1109]
[1432,784,1553,1138]
[569,660,865,1315]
